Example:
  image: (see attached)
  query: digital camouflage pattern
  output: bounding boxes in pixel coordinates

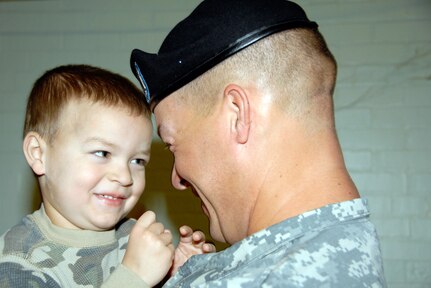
[165,198,387,288]
[0,206,144,288]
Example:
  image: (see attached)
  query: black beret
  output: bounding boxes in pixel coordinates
[130,0,317,109]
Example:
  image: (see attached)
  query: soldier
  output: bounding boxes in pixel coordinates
[131,0,387,287]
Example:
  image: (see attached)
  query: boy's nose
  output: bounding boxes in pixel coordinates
[109,164,133,187]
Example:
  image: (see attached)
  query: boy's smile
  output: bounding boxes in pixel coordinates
[94,192,128,204]
[39,99,152,231]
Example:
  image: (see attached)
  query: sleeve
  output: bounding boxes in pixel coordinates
[0,261,61,288]
[101,264,150,288]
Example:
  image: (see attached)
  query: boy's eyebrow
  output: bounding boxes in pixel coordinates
[84,137,151,155]
[84,137,117,148]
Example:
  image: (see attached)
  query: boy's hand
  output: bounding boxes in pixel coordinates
[123,211,174,287]
[171,225,216,275]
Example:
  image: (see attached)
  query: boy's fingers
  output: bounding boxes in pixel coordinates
[148,222,165,235]
[168,243,175,254]
[135,211,156,229]
[159,230,173,245]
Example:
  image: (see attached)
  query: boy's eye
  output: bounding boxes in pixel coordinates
[131,158,146,166]
[94,151,109,158]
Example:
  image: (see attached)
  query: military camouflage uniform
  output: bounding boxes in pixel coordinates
[165,198,386,288]
[0,205,148,288]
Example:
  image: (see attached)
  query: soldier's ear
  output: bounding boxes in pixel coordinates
[23,132,47,176]
[224,83,251,144]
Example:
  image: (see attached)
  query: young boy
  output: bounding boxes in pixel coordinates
[0,65,214,287]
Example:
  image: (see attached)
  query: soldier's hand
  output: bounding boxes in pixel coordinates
[171,225,216,275]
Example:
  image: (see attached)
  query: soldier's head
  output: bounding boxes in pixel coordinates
[131,0,336,243]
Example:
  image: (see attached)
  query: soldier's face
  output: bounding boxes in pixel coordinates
[155,93,250,244]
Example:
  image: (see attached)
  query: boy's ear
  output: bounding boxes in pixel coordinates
[223,84,251,144]
[23,132,47,176]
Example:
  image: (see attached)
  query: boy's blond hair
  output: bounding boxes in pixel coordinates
[23,64,150,142]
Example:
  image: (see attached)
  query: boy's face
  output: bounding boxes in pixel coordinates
[39,99,152,231]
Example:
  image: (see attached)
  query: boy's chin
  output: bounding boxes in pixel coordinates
[85,214,126,231]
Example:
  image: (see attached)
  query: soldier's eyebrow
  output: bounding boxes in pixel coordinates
[157,124,170,142]
[157,124,164,138]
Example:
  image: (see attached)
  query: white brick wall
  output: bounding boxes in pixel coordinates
[1,0,430,286]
